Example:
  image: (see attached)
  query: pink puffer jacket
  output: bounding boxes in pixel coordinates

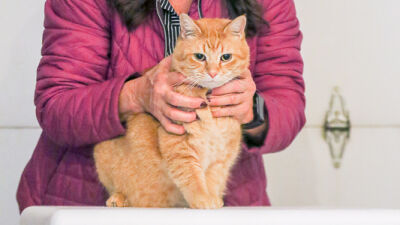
[17,0,305,212]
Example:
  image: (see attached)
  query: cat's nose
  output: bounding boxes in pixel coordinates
[208,70,218,78]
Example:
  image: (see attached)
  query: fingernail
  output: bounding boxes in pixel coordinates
[200,102,207,108]
[206,89,212,95]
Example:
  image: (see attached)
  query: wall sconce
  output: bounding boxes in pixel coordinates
[323,87,351,169]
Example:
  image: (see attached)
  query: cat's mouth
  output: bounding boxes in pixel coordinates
[196,77,238,89]
[196,81,224,89]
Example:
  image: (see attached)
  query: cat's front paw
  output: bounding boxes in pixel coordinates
[106,192,128,207]
[189,195,223,209]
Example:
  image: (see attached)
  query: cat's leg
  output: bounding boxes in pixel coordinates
[204,162,228,207]
[205,129,242,207]
[94,138,125,207]
[158,128,221,209]
[106,192,129,207]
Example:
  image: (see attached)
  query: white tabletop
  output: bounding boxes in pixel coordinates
[20,206,400,225]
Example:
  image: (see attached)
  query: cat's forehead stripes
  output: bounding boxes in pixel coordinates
[203,38,223,53]
[195,18,231,31]
[198,20,227,50]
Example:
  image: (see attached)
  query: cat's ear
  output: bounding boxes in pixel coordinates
[224,15,247,38]
[180,14,201,39]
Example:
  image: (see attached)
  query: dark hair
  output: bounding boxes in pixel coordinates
[107,0,269,37]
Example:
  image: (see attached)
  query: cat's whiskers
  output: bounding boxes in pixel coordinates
[177,77,199,94]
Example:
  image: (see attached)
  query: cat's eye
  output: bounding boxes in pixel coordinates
[221,54,232,61]
[194,53,206,61]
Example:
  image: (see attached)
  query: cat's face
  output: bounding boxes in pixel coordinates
[172,15,250,89]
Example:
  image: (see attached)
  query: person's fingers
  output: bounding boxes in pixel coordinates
[165,90,205,109]
[208,93,246,106]
[157,58,191,87]
[211,103,249,120]
[241,110,254,124]
[212,69,255,96]
[166,72,192,87]
[211,79,247,96]
[158,114,186,135]
[162,102,197,123]
[238,68,252,79]
[157,56,173,72]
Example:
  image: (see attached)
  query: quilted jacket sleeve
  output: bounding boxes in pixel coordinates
[35,0,130,147]
[244,0,306,154]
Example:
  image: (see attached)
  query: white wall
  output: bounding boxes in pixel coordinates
[1,0,400,225]
[0,1,45,225]
[296,0,400,125]
[264,0,400,207]
[264,128,400,207]
[0,0,44,127]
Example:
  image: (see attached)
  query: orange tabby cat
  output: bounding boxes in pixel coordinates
[94,14,250,209]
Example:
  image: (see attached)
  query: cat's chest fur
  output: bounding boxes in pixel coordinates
[178,86,242,171]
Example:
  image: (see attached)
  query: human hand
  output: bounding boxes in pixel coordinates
[207,69,256,124]
[119,56,206,135]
